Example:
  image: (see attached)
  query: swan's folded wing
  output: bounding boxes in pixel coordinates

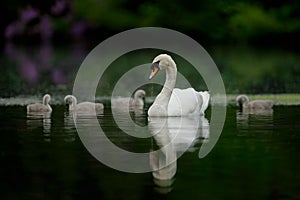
[199,91,210,114]
[168,88,200,116]
[76,102,103,113]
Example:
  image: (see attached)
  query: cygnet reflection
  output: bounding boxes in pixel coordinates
[26,112,51,142]
[110,90,147,127]
[236,109,274,136]
[63,111,77,142]
[110,100,148,138]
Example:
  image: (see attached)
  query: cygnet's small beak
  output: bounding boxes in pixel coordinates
[149,63,160,80]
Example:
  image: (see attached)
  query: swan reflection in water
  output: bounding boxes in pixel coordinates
[64,108,105,143]
[70,103,209,194]
[148,115,210,194]
[26,112,51,142]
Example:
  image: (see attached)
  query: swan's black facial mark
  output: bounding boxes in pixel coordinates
[149,61,160,80]
[151,61,160,69]
[65,97,72,105]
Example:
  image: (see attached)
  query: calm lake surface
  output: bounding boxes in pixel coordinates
[0,105,300,200]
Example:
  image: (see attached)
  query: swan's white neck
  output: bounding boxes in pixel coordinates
[42,96,52,111]
[150,64,177,116]
[158,67,177,105]
[43,96,49,105]
[43,99,47,105]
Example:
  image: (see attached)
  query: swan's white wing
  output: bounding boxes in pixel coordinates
[111,98,130,108]
[76,102,103,113]
[27,103,52,112]
[168,88,202,116]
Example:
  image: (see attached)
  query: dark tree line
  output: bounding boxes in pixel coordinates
[1,0,300,46]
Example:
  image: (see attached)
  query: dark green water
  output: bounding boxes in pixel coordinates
[0,105,300,199]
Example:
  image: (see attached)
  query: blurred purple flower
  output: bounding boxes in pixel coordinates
[71,42,88,59]
[39,42,53,70]
[4,21,23,39]
[20,60,39,85]
[20,6,39,23]
[52,69,66,84]
[4,43,15,57]
[70,20,89,39]
[51,0,68,16]
[38,15,53,41]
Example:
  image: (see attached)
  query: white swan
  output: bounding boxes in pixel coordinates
[236,95,274,111]
[148,54,210,117]
[111,89,146,109]
[27,94,52,112]
[64,95,104,113]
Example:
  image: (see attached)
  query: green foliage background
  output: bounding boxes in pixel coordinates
[1,0,300,97]
[2,0,300,44]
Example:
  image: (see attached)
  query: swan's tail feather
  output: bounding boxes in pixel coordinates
[199,91,210,115]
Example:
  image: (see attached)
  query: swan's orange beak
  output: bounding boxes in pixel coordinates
[149,63,160,80]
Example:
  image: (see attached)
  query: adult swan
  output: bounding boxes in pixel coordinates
[148,54,210,117]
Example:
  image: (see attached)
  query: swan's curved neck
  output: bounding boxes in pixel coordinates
[153,65,177,107]
[43,96,49,105]
[43,98,47,105]
[42,96,52,111]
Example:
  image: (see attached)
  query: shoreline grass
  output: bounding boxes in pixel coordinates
[1,94,300,106]
[226,94,300,106]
